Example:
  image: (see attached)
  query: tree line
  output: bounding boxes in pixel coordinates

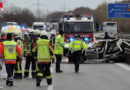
[0,0,130,33]
[46,0,130,33]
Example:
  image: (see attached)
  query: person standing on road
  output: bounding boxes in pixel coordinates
[24,31,37,78]
[54,30,64,73]
[13,32,23,79]
[69,34,86,73]
[36,31,54,86]
[50,32,55,63]
[0,33,22,86]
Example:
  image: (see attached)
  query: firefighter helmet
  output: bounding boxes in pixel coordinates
[34,29,41,35]
[40,31,47,36]
[29,29,34,34]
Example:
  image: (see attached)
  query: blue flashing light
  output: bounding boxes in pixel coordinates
[22,26,25,29]
[84,37,89,42]
[17,26,21,29]
[87,16,91,20]
[69,37,74,42]
[66,17,70,20]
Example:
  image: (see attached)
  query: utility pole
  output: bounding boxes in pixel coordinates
[37,0,40,20]
[32,0,46,21]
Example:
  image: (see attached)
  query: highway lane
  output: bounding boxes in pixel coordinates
[0,62,130,90]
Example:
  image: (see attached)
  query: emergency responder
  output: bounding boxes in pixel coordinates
[13,31,23,79]
[24,30,37,78]
[36,31,54,86]
[0,33,22,86]
[23,33,28,57]
[0,33,7,79]
[50,31,55,48]
[50,32,55,63]
[69,34,86,73]
[54,30,64,73]
[33,30,41,75]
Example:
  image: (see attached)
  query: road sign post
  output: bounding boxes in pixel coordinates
[108,3,130,18]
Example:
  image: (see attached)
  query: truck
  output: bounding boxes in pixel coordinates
[102,21,117,38]
[32,22,46,31]
[59,13,95,62]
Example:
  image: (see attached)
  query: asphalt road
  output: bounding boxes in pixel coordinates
[1,61,130,90]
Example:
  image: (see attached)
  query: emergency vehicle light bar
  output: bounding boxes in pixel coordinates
[69,37,74,42]
[17,26,21,29]
[84,37,89,42]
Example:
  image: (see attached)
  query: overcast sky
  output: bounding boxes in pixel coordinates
[6,0,122,13]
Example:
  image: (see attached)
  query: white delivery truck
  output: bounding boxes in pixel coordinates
[102,21,117,38]
[32,22,46,31]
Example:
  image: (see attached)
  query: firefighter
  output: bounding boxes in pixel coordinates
[50,31,55,48]
[23,33,28,57]
[69,34,86,73]
[13,31,23,79]
[0,33,22,86]
[36,31,54,86]
[33,30,41,75]
[50,31,55,63]
[24,30,36,78]
[54,30,64,73]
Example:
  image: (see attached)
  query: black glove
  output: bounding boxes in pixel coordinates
[82,51,85,55]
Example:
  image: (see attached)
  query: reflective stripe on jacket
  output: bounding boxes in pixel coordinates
[3,41,17,64]
[37,39,54,63]
[54,34,64,55]
[69,38,87,51]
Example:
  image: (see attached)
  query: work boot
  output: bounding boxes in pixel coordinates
[47,79,52,85]
[6,81,13,86]
[18,74,23,79]
[24,75,28,78]
[24,72,29,78]
[36,76,42,87]
[56,70,63,73]
[6,81,9,85]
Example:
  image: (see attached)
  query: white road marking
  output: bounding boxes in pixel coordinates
[47,85,53,90]
[116,63,130,71]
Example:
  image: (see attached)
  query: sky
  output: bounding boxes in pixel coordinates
[5,0,123,13]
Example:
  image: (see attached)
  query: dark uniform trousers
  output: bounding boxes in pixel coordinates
[14,57,22,79]
[5,64,15,82]
[24,55,36,78]
[37,63,52,85]
[72,50,81,72]
[55,54,62,71]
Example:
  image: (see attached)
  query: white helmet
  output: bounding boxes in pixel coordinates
[24,32,28,35]
[50,31,55,35]
[40,31,48,36]
[34,29,41,35]
[29,29,34,34]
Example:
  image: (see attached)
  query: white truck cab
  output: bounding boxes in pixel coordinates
[103,21,117,38]
[32,22,46,31]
